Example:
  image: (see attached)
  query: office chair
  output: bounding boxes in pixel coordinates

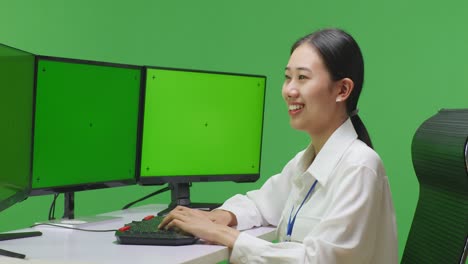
[401,109,468,264]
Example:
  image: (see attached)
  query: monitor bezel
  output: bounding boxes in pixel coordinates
[29,56,144,196]
[137,66,266,186]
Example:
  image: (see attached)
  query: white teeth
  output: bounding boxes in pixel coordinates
[289,104,304,110]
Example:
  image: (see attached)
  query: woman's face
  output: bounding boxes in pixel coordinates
[282,43,341,136]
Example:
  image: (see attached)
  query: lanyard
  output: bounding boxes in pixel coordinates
[285,179,318,242]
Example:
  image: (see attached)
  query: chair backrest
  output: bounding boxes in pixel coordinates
[401,109,468,264]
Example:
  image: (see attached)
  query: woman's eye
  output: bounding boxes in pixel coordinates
[298,75,307,80]
[284,75,291,80]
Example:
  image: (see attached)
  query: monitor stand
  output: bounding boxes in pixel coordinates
[39,192,120,228]
[0,231,42,259]
[157,182,222,216]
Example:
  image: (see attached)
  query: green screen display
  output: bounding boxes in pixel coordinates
[32,58,141,192]
[140,68,265,181]
[0,44,35,211]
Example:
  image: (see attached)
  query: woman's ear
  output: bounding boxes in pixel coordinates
[335,78,354,102]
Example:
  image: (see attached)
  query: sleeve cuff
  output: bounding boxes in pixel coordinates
[217,195,262,230]
[216,204,247,230]
[230,232,272,263]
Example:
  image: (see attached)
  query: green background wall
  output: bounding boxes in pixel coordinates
[1,0,467,261]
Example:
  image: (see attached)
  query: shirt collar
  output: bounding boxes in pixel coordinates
[298,118,358,187]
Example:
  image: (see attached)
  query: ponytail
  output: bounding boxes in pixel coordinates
[350,115,373,149]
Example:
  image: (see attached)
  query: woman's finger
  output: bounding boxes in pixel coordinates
[158,205,191,227]
[158,209,182,228]
[161,210,191,228]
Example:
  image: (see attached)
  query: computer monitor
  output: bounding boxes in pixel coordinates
[0,43,42,259]
[139,67,266,215]
[30,56,143,219]
[0,43,35,212]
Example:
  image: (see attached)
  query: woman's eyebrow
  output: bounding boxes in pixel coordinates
[284,67,312,72]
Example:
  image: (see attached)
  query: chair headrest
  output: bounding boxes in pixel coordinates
[411,109,468,194]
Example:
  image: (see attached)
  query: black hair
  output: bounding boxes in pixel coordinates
[291,28,373,149]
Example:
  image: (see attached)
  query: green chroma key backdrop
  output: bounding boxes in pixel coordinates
[1,1,467,261]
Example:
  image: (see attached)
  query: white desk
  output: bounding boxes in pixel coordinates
[0,204,275,264]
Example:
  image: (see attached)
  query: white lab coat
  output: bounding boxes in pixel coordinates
[218,119,398,264]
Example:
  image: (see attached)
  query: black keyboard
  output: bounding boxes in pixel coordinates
[115,215,198,246]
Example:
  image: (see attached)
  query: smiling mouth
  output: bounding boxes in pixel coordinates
[288,104,304,115]
[288,104,304,111]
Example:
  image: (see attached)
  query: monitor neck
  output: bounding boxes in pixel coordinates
[157,182,221,216]
[63,192,75,219]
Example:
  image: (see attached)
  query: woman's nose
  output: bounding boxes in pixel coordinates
[284,83,299,100]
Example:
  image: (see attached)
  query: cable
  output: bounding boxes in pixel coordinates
[122,186,170,210]
[48,193,60,220]
[30,223,117,232]
[0,248,25,259]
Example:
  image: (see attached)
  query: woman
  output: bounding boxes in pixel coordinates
[159,28,398,263]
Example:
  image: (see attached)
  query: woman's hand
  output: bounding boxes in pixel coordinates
[206,209,238,226]
[158,206,240,248]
